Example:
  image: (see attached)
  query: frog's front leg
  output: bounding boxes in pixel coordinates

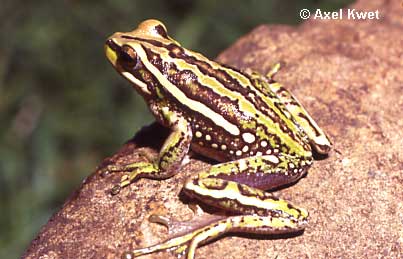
[104,102,192,194]
[129,154,309,259]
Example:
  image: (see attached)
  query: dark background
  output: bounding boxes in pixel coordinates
[0,0,351,257]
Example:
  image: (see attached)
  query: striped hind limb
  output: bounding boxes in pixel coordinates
[266,81,332,154]
[126,213,307,259]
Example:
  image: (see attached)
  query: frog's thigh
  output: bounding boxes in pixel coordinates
[196,154,310,190]
[184,176,307,220]
[184,154,310,213]
[268,82,332,154]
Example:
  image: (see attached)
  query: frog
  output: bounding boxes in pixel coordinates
[103,19,332,259]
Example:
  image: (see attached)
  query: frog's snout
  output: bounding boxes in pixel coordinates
[104,39,119,66]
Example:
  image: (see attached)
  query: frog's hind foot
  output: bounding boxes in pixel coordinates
[124,213,307,259]
[149,213,225,237]
[124,213,226,259]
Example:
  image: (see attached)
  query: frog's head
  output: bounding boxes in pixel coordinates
[105,19,179,99]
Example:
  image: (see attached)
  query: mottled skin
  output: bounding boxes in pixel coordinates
[103,19,332,259]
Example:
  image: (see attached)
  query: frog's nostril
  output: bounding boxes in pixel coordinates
[105,39,119,51]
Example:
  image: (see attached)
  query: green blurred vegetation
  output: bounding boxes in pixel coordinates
[0,0,351,257]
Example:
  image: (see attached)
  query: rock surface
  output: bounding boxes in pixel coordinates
[23,0,403,258]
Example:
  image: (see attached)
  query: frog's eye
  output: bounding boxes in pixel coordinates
[119,45,138,69]
[153,24,168,39]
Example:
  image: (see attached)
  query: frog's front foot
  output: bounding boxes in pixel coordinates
[100,161,159,195]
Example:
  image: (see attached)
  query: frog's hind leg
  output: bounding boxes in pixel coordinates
[265,69,332,154]
[179,154,308,257]
[125,213,226,259]
[246,63,331,154]
[127,154,309,258]
[184,176,308,224]
[126,212,306,259]
[176,177,308,258]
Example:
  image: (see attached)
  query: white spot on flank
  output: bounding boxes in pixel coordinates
[212,143,218,148]
[229,150,234,155]
[238,160,248,171]
[205,135,212,141]
[256,151,263,156]
[266,155,279,164]
[195,131,202,138]
[261,141,268,147]
[221,145,227,150]
[242,146,249,152]
[236,150,242,156]
[242,133,256,143]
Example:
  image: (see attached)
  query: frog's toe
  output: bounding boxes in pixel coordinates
[148,214,189,236]
[121,251,134,259]
[188,203,204,216]
[100,165,118,177]
[109,174,131,195]
[110,184,122,195]
[149,214,172,229]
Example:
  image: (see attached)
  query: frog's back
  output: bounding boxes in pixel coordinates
[130,30,311,162]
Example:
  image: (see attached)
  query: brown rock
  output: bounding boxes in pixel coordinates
[23,0,403,258]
